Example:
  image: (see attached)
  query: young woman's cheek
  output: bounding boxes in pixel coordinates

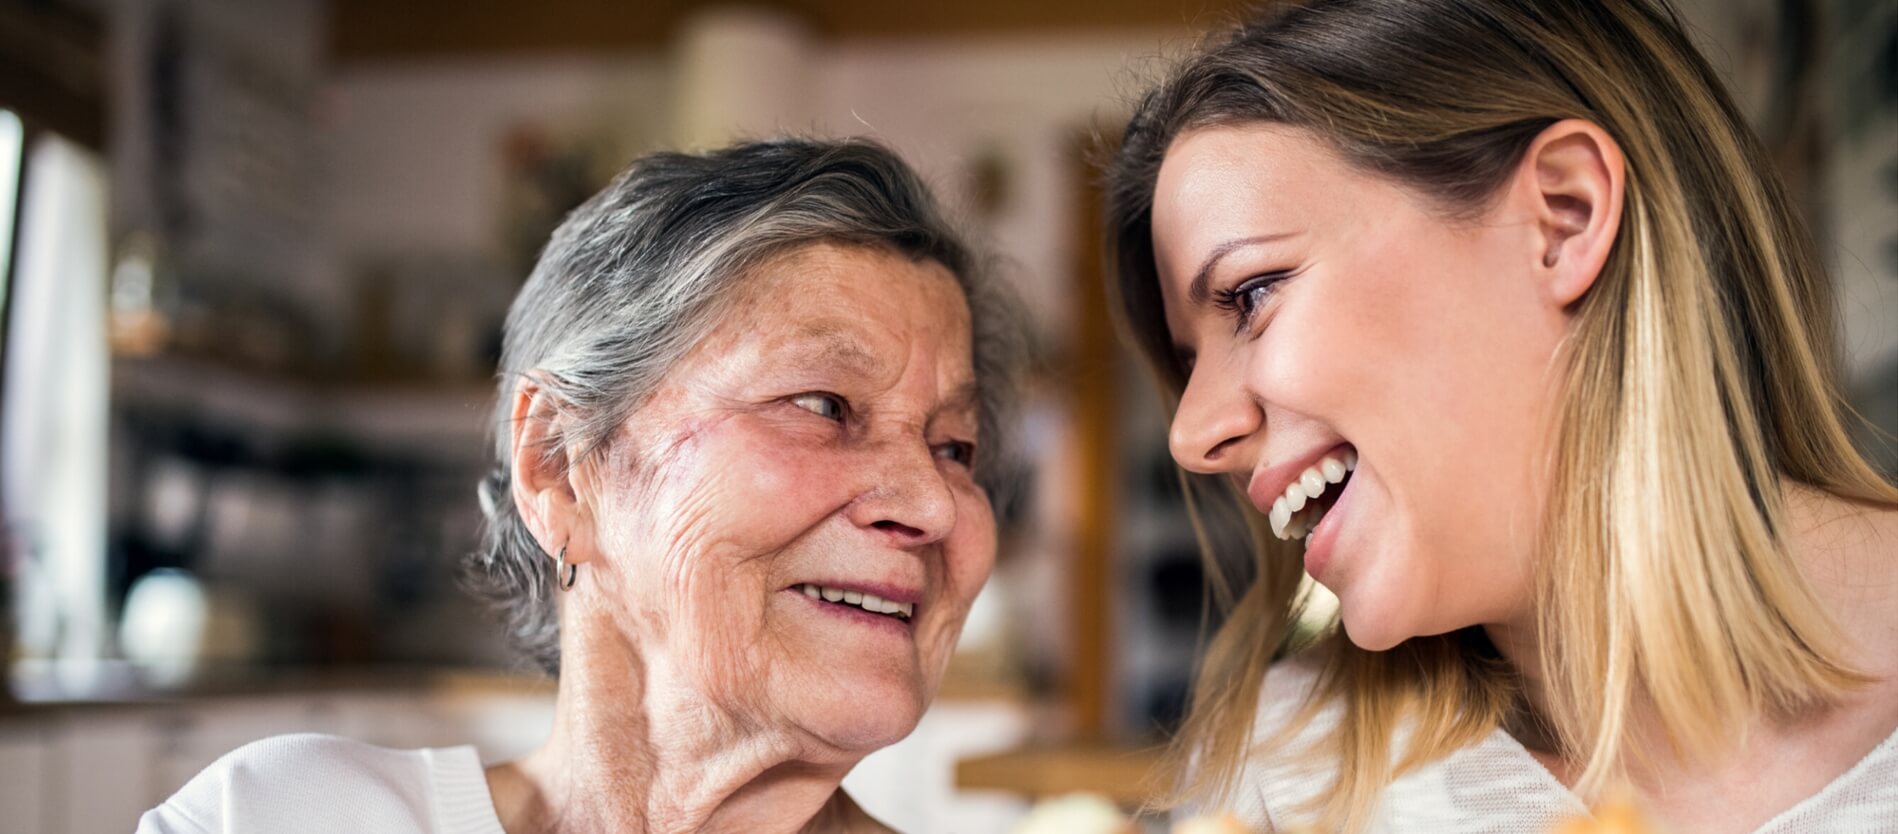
[1247,290,1342,411]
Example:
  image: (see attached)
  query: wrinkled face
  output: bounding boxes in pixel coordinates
[1150,125,1569,650]
[577,243,994,754]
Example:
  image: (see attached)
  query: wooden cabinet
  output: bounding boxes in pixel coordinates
[0,675,554,834]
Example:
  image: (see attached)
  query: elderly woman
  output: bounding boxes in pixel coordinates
[138,138,1021,834]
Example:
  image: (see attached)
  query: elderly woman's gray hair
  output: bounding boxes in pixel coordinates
[465,137,1025,675]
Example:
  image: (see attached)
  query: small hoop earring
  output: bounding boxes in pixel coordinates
[556,544,577,591]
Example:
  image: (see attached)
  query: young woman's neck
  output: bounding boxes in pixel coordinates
[1778,482,1898,681]
[1484,481,1898,782]
[486,635,864,834]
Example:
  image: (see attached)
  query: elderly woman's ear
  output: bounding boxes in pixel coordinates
[507,375,594,571]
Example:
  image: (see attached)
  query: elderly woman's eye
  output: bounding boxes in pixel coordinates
[791,393,847,422]
[934,441,976,467]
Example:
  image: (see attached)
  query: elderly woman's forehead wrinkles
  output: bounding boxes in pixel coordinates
[776,322,886,377]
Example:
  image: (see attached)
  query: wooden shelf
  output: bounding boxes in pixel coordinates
[112,353,495,464]
[955,742,1164,804]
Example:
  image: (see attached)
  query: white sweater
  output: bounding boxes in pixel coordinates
[1227,661,1898,833]
[137,733,507,834]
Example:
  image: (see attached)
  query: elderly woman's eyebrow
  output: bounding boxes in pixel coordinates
[939,380,982,421]
[769,324,979,421]
[773,323,885,376]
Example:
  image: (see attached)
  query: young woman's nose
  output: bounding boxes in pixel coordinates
[1169,361,1264,475]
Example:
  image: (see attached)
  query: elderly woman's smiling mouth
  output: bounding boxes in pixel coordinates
[792,582,920,622]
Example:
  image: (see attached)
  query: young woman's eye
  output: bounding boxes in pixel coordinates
[1211,272,1291,332]
[791,393,847,422]
[933,440,976,468]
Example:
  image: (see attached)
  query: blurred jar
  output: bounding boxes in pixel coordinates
[119,568,259,687]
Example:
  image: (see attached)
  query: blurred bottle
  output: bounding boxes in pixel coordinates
[109,230,170,356]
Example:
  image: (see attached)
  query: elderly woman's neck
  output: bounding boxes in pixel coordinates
[486,644,876,834]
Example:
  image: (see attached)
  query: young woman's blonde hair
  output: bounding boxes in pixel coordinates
[1104,0,1898,829]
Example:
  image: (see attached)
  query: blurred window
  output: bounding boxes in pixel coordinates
[2,124,111,672]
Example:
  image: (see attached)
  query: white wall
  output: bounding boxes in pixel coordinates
[320,29,1187,344]
[809,33,1179,344]
[324,56,671,262]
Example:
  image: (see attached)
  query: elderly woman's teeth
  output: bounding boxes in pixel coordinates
[798,584,914,619]
[1268,452,1358,542]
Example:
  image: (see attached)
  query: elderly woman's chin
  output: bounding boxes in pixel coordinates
[797,669,933,754]
[769,610,951,754]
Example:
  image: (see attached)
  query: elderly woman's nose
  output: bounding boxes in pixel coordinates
[846,440,958,546]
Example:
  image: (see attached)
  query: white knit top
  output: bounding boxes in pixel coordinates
[1226,661,1898,833]
[137,734,507,834]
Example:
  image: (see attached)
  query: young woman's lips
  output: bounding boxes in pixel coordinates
[1246,442,1355,522]
[1303,468,1356,582]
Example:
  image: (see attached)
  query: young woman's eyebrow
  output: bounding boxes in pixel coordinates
[1187,232,1303,306]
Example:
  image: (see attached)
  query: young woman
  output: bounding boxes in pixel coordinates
[1105,1,1898,831]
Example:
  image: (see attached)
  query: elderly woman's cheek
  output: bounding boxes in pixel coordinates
[646,425,819,553]
[951,494,999,597]
[922,493,997,674]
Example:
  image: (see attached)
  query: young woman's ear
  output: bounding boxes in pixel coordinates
[1516,119,1626,307]
[507,375,593,567]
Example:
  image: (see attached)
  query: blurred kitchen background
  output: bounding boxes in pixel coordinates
[0,0,1892,831]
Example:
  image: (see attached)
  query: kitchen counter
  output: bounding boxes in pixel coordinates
[2,658,551,716]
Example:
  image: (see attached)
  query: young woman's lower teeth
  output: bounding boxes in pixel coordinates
[1286,504,1329,542]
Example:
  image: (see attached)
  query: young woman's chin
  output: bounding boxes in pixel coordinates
[1337,599,1412,652]
[1328,543,1437,652]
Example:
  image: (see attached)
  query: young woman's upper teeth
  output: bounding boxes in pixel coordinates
[1269,450,1357,541]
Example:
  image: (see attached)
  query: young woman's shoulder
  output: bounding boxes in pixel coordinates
[1236,651,1590,832]
[1254,652,1336,734]
[1217,653,1341,828]
[135,733,502,834]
